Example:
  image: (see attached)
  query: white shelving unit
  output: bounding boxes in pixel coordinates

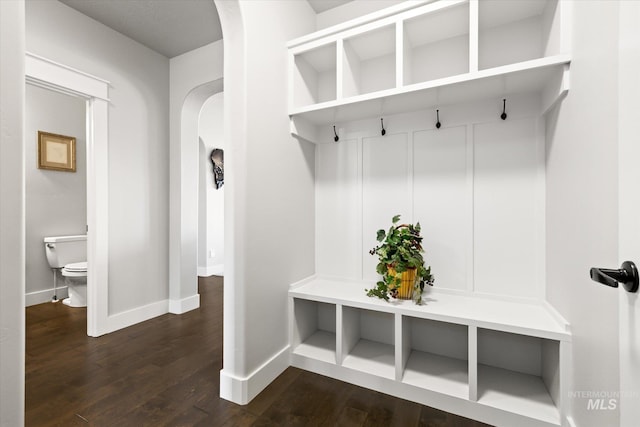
[287,0,570,144]
[292,42,337,109]
[402,1,470,84]
[401,317,469,399]
[342,24,396,97]
[292,299,336,364]
[478,0,561,70]
[289,277,571,427]
[342,306,396,379]
[287,1,572,426]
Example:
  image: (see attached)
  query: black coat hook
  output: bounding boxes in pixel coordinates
[380,118,386,136]
[436,109,441,129]
[501,99,507,120]
[333,125,339,142]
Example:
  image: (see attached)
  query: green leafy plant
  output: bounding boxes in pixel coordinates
[367,215,434,304]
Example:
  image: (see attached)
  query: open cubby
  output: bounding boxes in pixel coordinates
[342,24,396,98]
[292,299,336,364]
[402,2,469,85]
[289,279,570,426]
[288,0,570,138]
[341,306,395,379]
[292,42,337,108]
[401,317,469,399]
[479,0,560,70]
[477,328,561,424]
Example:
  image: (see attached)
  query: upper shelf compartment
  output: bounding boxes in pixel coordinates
[402,1,470,85]
[288,0,570,143]
[342,24,396,98]
[292,42,337,109]
[479,0,562,70]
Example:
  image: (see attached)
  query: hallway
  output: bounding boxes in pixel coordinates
[26,276,489,426]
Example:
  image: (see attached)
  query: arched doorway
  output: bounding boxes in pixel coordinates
[198,92,225,278]
[170,78,223,314]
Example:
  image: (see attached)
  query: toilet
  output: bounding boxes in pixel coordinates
[44,235,87,307]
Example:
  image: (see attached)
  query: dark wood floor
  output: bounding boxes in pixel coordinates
[26,276,491,427]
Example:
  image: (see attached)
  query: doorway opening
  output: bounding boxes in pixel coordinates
[198,92,225,278]
[25,52,110,337]
[25,84,87,312]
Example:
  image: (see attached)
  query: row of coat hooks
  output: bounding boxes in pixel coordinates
[332,99,508,142]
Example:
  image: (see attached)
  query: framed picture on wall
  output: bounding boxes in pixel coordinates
[38,131,76,172]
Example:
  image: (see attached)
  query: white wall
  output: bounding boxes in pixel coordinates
[198,93,225,276]
[25,85,86,305]
[545,2,620,427]
[26,0,171,315]
[216,0,316,404]
[0,0,25,424]
[169,41,223,311]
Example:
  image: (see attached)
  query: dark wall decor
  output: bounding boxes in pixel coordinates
[210,148,224,189]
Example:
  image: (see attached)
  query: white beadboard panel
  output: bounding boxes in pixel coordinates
[362,133,411,282]
[473,118,540,298]
[413,126,468,291]
[316,139,361,279]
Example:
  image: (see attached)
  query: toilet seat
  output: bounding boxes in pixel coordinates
[62,261,87,277]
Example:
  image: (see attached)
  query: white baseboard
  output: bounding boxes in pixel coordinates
[198,264,224,277]
[220,345,290,405]
[107,299,168,333]
[25,286,69,306]
[168,294,200,314]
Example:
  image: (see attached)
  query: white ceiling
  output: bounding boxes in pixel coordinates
[58,0,222,58]
[308,0,353,13]
[58,0,353,58]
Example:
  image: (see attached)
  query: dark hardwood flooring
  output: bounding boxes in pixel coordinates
[26,276,491,427]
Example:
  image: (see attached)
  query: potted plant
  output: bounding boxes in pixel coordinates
[366,215,434,304]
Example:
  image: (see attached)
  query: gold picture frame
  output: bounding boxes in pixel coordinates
[38,131,76,172]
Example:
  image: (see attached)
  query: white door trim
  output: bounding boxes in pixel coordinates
[25,52,110,337]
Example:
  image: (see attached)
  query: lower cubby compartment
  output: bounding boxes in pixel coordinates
[292,299,336,363]
[401,317,469,399]
[477,329,561,424]
[341,306,395,380]
[289,280,569,426]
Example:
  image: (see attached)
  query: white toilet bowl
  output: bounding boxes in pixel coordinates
[61,261,87,307]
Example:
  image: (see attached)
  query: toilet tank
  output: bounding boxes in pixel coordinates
[44,235,87,268]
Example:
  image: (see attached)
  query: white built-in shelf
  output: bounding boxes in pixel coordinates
[292,298,337,364]
[288,1,571,425]
[402,351,469,399]
[293,330,336,364]
[288,0,570,143]
[290,277,570,341]
[289,277,571,426]
[343,339,396,380]
[478,364,560,425]
[291,55,569,126]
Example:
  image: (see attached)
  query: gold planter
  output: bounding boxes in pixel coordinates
[388,267,417,300]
